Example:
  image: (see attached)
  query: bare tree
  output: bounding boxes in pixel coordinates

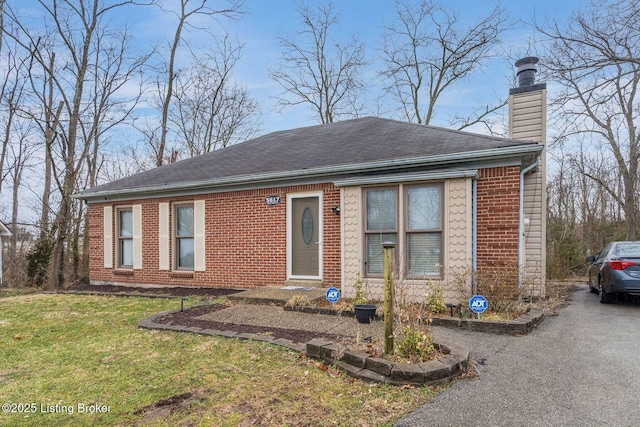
[0,48,24,195]
[0,47,37,283]
[151,0,243,166]
[0,0,4,54]
[171,37,260,156]
[269,1,367,124]
[380,0,509,126]
[6,121,37,270]
[546,141,629,278]
[538,0,640,240]
[77,25,149,273]
[3,0,153,289]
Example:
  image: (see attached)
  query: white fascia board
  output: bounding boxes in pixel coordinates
[75,144,542,203]
[333,169,480,187]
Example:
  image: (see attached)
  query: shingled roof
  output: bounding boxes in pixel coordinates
[77,116,542,200]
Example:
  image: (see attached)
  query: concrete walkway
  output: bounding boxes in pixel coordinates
[396,286,640,426]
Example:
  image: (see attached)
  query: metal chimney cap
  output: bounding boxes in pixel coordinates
[515,56,539,87]
[515,56,539,68]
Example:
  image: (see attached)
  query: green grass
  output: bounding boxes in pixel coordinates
[0,294,441,426]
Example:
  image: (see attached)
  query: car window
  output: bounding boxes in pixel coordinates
[599,243,613,259]
[613,243,640,258]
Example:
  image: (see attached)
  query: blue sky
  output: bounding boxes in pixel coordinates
[12,0,589,136]
[213,0,587,134]
[0,0,591,225]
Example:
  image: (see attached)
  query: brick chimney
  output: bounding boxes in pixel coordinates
[509,56,547,297]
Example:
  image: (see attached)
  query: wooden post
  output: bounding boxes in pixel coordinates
[383,241,395,355]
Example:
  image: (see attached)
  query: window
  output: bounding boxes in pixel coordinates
[117,208,133,268]
[406,185,442,276]
[364,184,443,278]
[365,188,397,275]
[175,204,194,269]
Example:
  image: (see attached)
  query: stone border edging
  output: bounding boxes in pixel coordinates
[138,309,470,386]
[283,305,382,321]
[430,308,544,335]
[139,309,306,353]
[306,339,470,386]
[285,306,544,335]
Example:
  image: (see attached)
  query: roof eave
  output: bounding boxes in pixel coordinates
[75,144,543,202]
[0,221,12,236]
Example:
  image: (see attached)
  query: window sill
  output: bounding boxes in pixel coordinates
[114,269,134,276]
[169,271,194,279]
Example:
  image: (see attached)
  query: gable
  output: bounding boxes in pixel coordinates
[0,221,11,237]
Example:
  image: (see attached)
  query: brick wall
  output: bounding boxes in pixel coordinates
[476,166,520,268]
[89,183,341,289]
[89,167,522,290]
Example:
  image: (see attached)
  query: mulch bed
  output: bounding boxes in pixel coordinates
[67,284,344,344]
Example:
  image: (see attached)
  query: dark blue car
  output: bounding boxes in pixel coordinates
[587,241,640,303]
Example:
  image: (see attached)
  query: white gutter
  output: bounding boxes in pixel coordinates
[518,155,540,293]
[333,169,479,187]
[75,144,542,202]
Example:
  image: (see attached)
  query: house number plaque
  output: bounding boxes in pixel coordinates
[264,195,281,206]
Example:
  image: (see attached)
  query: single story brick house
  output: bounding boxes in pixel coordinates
[76,58,547,303]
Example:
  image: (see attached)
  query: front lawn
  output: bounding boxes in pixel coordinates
[0,294,441,426]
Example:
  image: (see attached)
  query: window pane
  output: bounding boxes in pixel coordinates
[407,187,440,230]
[366,189,396,231]
[178,238,194,268]
[302,207,314,247]
[120,239,133,267]
[119,210,133,237]
[177,206,194,236]
[408,233,441,275]
[366,233,396,275]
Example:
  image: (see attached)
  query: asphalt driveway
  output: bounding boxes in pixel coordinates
[397,284,640,426]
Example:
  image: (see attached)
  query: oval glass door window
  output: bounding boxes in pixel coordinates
[302,207,314,247]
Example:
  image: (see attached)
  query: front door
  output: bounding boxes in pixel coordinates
[290,195,321,278]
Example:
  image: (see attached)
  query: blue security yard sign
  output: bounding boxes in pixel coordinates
[469,295,488,314]
[326,287,341,304]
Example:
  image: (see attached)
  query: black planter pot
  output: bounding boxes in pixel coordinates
[354,304,377,324]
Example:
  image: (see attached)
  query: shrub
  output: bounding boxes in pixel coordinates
[285,294,312,308]
[395,324,435,363]
[25,238,53,288]
[427,281,446,313]
[352,274,368,305]
[393,280,436,361]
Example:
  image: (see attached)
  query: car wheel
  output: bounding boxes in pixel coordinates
[599,279,612,304]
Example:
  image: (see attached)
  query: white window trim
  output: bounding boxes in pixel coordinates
[171,201,205,272]
[115,206,133,269]
[114,205,142,270]
[286,191,323,281]
[173,202,195,271]
[363,183,444,280]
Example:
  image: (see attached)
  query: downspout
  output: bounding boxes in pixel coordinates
[472,177,478,295]
[518,155,541,294]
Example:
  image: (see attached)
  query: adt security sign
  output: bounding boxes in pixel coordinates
[469,295,488,314]
[326,287,341,304]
